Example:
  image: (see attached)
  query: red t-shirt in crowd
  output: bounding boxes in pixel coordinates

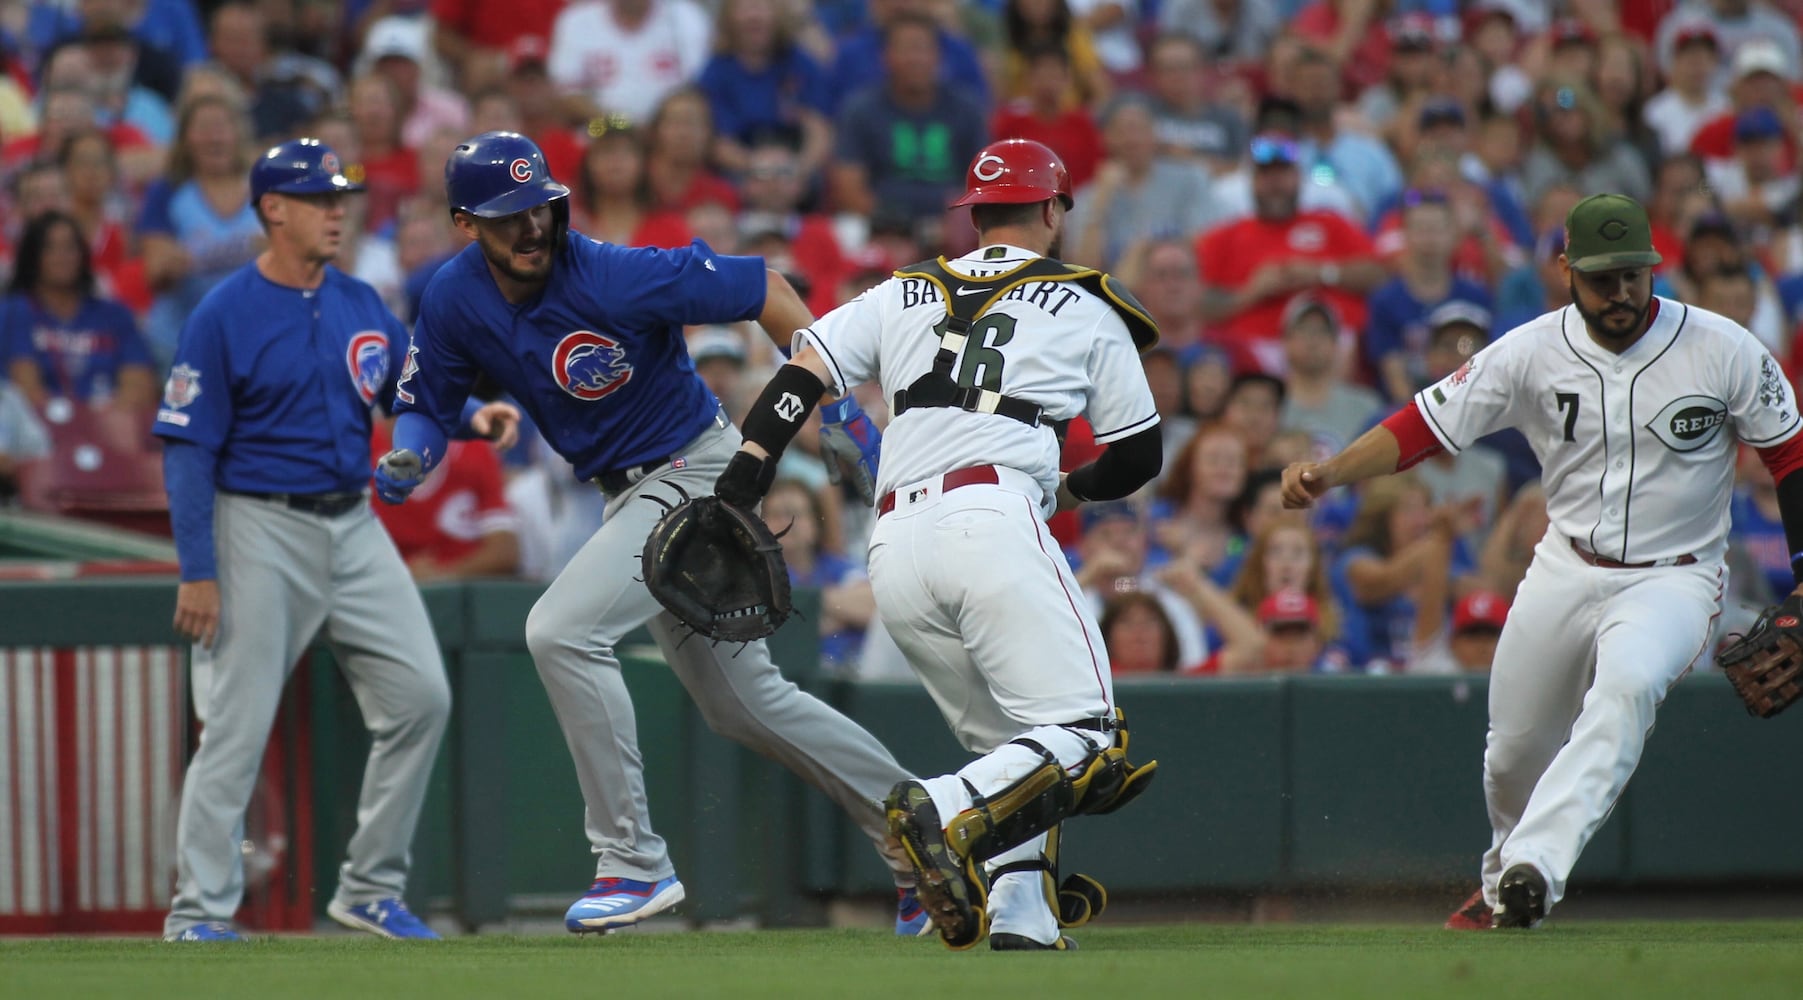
[531,126,586,192]
[370,423,517,568]
[358,147,421,233]
[430,0,566,50]
[1048,417,1103,549]
[988,101,1105,189]
[655,171,740,214]
[1195,210,1376,353]
[2,122,152,169]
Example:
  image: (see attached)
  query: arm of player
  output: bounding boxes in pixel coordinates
[1058,426,1162,511]
[1282,402,1443,509]
[716,349,836,509]
[164,440,222,647]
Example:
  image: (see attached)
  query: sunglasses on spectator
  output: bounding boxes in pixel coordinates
[1249,135,1299,167]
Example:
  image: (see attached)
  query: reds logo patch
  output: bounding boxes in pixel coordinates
[554,331,634,400]
[1780,616,1800,628]
[510,157,533,183]
[347,331,389,404]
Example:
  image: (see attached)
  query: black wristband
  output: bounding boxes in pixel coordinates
[1780,468,1803,586]
[740,363,827,460]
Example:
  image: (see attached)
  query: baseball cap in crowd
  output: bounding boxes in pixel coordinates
[1563,194,1663,274]
[1249,133,1299,167]
[1427,299,1493,335]
[1671,23,1719,52]
[1282,294,1341,333]
[843,244,895,281]
[1735,106,1785,143]
[363,16,429,66]
[1418,97,1467,130]
[1550,18,1597,48]
[1688,211,1740,243]
[1734,38,1792,82]
[509,35,550,75]
[1258,589,1320,630]
[1080,500,1140,534]
[1453,591,1510,634]
[688,326,747,367]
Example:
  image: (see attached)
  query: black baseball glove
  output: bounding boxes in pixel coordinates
[641,478,792,644]
[1718,593,1803,718]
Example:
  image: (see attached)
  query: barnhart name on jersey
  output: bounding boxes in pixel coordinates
[1415,297,1802,564]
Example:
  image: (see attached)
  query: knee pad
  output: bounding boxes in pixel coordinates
[1070,709,1158,816]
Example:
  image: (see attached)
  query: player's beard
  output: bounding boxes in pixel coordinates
[1569,277,1650,341]
[482,231,555,284]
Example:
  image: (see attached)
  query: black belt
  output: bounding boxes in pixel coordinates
[1063,715,1120,733]
[1569,538,1697,569]
[225,489,367,517]
[595,409,727,495]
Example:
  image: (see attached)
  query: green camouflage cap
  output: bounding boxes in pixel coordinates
[1564,193,1663,273]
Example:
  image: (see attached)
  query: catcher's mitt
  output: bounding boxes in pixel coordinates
[1718,594,1803,718]
[641,491,794,643]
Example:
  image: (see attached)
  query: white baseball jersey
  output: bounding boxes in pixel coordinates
[1415,297,1802,563]
[797,244,1159,505]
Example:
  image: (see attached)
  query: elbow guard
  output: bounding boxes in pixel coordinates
[1066,425,1162,502]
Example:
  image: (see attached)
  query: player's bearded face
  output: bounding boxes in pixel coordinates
[1568,266,1652,340]
[476,204,557,283]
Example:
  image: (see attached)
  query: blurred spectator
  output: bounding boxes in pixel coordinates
[572,118,690,248]
[1477,479,1548,599]
[1412,302,1509,549]
[1706,107,1798,239]
[1157,0,1282,68]
[1228,514,1339,637]
[1669,213,1786,350]
[1467,2,1533,115]
[1195,133,1384,375]
[1365,191,1494,403]
[1521,78,1652,207]
[1698,265,1759,332]
[56,129,146,314]
[1152,420,1246,582]
[1247,588,1345,673]
[550,0,711,122]
[3,211,155,414]
[0,380,52,500]
[1545,17,1601,93]
[1404,98,1536,249]
[827,0,991,115]
[1220,371,1281,469]
[1113,236,1206,355]
[1183,343,1233,423]
[830,11,988,227]
[429,0,565,92]
[370,418,521,581]
[1071,0,1142,82]
[1155,549,1264,673]
[47,29,173,145]
[1643,23,1728,158]
[1284,45,1403,222]
[699,0,833,178]
[4,79,155,181]
[644,87,739,213]
[1655,0,1803,80]
[502,38,585,186]
[1099,590,1183,674]
[347,73,419,234]
[10,160,70,240]
[738,137,849,316]
[989,42,1105,189]
[360,15,471,151]
[1278,295,1381,459]
[1731,445,1791,605]
[137,95,262,368]
[504,436,607,582]
[764,478,875,674]
[1646,152,1712,268]
[1688,38,1796,166]
[1143,32,1245,177]
[1411,588,1509,674]
[1591,33,1661,180]
[1066,95,1212,270]
[1495,225,1572,334]
[205,1,342,142]
[1075,500,1206,665]
[45,0,184,103]
[999,0,1107,109]
[32,0,205,73]
[1139,346,1192,473]
[687,325,751,419]
[1331,472,1476,672]
[1355,14,1441,148]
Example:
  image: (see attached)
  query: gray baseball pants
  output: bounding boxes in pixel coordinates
[164,494,449,937]
[525,420,912,882]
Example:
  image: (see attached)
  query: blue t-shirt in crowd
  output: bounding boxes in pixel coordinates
[2,293,153,403]
[1363,276,1494,401]
[790,551,866,672]
[137,178,262,365]
[699,47,833,145]
[1731,488,1792,604]
[827,26,990,114]
[1332,540,1475,670]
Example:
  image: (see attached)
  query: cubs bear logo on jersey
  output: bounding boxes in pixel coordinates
[554,331,634,400]
[347,331,390,403]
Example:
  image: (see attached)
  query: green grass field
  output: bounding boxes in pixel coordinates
[8,923,1803,999]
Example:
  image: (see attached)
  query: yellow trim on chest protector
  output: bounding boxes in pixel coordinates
[894,256,1160,352]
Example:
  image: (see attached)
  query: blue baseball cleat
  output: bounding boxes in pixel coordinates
[565,876,686,934]
[896,886,932,936]
[167,921,243,942]
[328,897,441,939]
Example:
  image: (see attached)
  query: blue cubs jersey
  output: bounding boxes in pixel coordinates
[152,262,411,493]
[394,233,767,482]
[2,293,153,403]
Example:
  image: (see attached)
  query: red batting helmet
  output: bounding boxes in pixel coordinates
[950,139,1073,210]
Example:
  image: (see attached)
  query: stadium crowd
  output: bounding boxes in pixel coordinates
[1,0,1800,678]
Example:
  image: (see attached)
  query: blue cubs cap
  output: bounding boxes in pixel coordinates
[444,130,570,219]
[250,138,364,204]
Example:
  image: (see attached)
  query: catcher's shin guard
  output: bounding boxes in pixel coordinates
[986,825,1109,929]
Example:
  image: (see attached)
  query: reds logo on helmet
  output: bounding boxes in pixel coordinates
[510,157,533,183]
[554,331,634,400]
[347,331,389,403]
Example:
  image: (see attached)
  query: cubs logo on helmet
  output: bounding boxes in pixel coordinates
[510,157,533,183]
[554,331,634,400]
[347,331,390,403]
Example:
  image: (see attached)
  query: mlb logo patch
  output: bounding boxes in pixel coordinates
[908,488,929,504]
[163,364,201,408]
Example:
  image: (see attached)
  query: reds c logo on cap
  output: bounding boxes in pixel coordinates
[510,157,533,183]
[554,330,634,400]
[972,152,1005,182]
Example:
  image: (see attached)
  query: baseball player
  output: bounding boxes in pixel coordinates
[704,139,1163,951]
[1282,194,1803,929]
[376,131,923,935]
[157,140,519,942]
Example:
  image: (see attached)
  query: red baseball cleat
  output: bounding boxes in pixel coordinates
[1445,888,1493,930]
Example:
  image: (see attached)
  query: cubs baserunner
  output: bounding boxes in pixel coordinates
[377,132,923,934]
[1282,194,1803,929]
[157,139,517,942]
[695,139,1163,951]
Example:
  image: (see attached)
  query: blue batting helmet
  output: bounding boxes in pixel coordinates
[444,130,570,219]
[250,138,364,204]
